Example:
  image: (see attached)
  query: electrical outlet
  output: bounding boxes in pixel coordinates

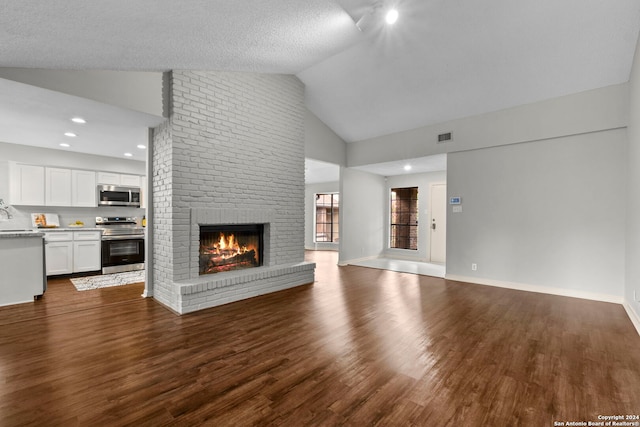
[471,263,477,271]
[636,290,640,302]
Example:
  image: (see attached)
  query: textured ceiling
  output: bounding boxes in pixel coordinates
[0,0,361,73]
[1,0,639,148]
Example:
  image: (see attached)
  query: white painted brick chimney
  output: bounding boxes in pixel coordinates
[151,70,314,314]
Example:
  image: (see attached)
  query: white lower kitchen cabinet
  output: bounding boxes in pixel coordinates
[73,240,101,272]
[44,230,102,275]
[45,241,74,275]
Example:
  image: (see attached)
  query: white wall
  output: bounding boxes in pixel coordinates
[347,83,628,167]
[447,128,627,301]
[305,181,340,250]
[384,171,447,261]
[339,166,385,264]
[304,109,345,252]
[305,108,347,166]
[343,81,630,307]
[626,34,640,328]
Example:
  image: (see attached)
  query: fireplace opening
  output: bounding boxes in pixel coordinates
[199,224,264,275]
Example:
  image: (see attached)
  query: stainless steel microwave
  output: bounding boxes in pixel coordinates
[97,185,141,207]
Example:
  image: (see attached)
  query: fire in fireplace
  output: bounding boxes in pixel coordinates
[199,224,263,275]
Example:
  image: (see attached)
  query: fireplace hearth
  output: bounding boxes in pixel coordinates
[199,224,263,275]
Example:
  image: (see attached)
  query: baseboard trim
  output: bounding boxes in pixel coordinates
[445,274,624,304]
[305,247,339,252]
[338,255,379,267]
[623,302,640,337]
[305,244,339,252]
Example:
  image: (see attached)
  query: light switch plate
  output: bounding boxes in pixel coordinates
[453,206,462,213]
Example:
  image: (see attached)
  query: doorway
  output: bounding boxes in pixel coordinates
[430,183,446,263]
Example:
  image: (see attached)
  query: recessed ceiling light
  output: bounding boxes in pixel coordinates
[124,152,133,157]
[137,144,146,149]
[59,143,71,148]
[64,132,77,137]
[385,9,399,25]
[71,117,86,124]
[404,164,412,171]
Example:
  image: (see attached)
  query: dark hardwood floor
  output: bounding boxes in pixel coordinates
[1,251,639,426]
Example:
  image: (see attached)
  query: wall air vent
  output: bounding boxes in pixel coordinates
[437,132,452,143]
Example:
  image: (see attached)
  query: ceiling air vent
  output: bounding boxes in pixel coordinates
[437,132,452,143]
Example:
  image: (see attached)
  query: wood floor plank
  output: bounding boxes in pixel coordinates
[0,251,639,425]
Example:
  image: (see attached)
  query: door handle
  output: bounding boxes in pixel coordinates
[432,222,436,230]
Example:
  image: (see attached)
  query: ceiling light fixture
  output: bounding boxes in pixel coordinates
[355,3,399,31]
[137,144,146,149]
[71,117,86,124]
[385,9,399,25]
[124,152,133,157]
[64,132,77,137]
[404,164,412,171]
[59,143,70,148]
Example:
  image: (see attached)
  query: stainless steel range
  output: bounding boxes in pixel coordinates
[96,216,145,274]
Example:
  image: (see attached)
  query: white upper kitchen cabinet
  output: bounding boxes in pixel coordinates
[71,169,97,207]
[9,163,45,205]
[97,172,140,187]
[120,174,140,187]
[96,171,121,185]
[45,167,72,206]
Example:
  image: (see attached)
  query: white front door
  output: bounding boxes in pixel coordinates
[430,183,447,263]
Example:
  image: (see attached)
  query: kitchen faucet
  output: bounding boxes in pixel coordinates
[0,198,12,219]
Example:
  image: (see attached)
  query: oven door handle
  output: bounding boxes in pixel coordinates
[102,235,145,241]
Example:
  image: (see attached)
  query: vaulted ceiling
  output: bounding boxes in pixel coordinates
[1,0,639,148]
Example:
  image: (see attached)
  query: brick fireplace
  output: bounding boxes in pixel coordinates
[151,70,315,314]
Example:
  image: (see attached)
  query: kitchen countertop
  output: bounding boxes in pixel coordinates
[0,227,103,238]
[0,230,45,239]
[39,227,103,232]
